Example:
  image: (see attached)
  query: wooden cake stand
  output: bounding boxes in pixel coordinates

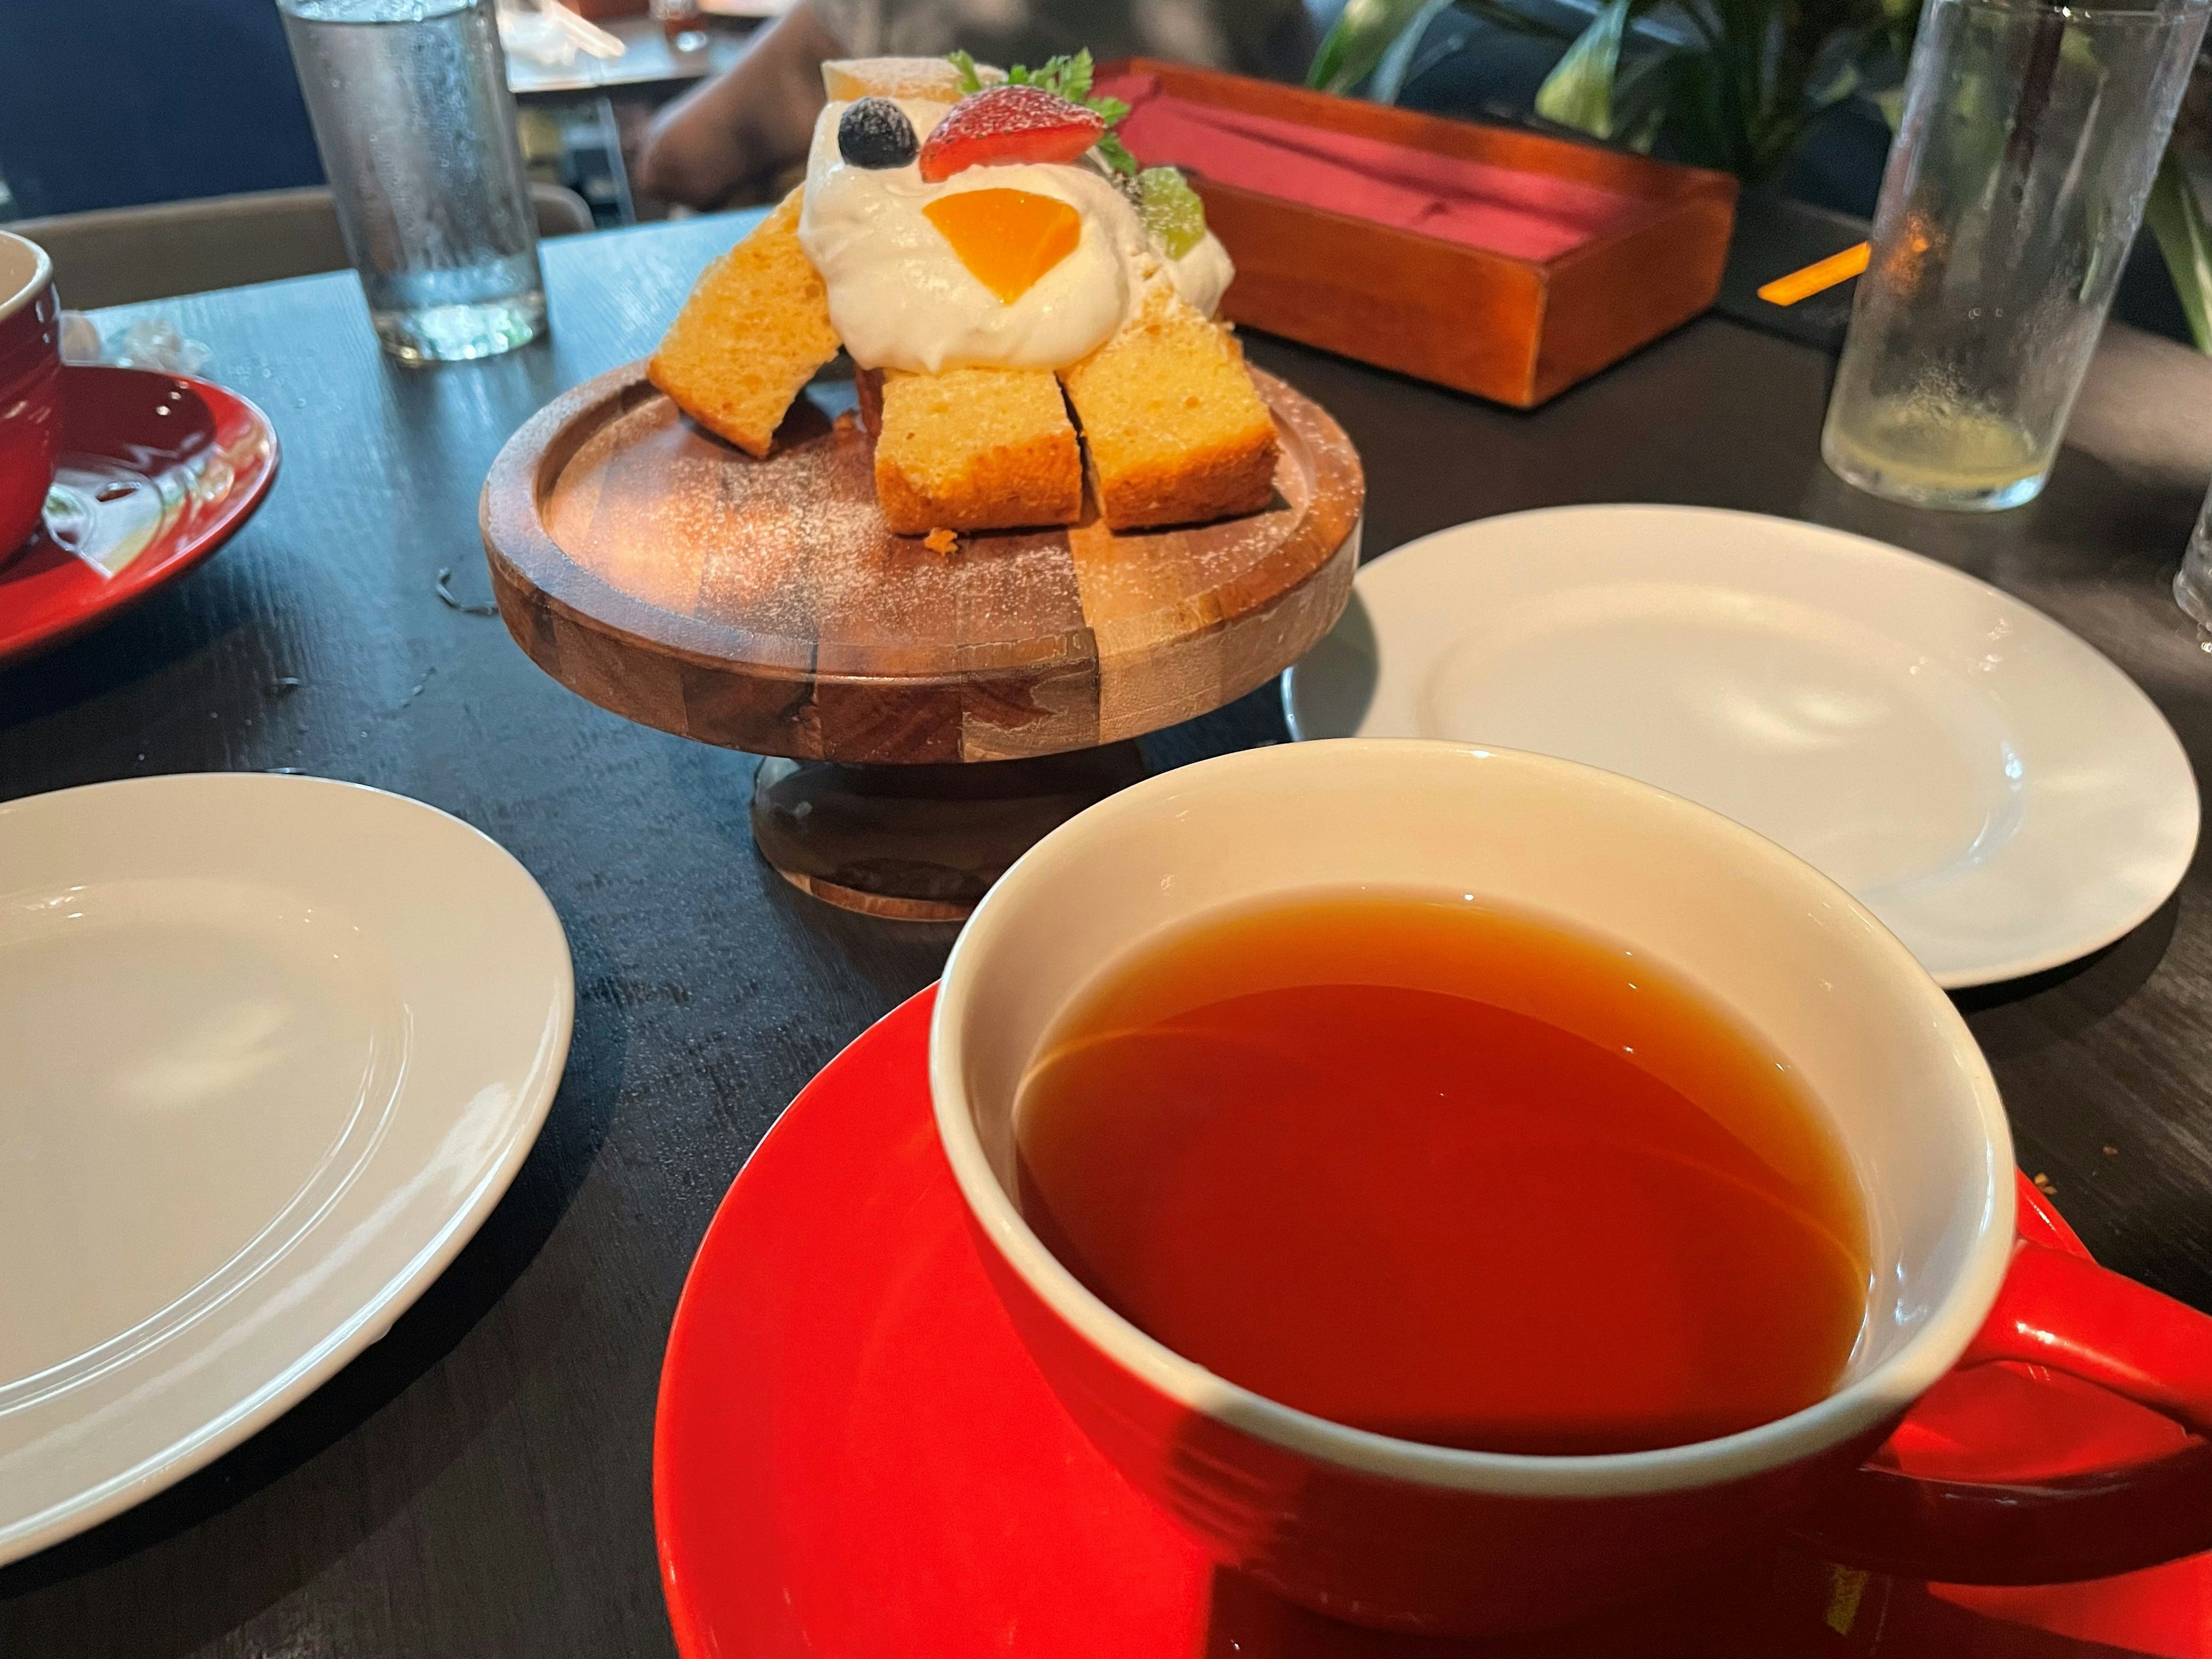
[480,359,1364,919]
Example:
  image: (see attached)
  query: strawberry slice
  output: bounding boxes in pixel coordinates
[917,85,1106,183]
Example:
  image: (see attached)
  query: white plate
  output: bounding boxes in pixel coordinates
[0,774,572,1565]
[1283,505,2198,987]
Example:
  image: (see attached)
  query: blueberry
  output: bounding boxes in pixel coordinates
[838,98,918,169]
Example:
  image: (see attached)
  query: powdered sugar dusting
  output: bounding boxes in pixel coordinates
[539,378,1354,694]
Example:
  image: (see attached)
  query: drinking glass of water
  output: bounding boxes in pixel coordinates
[280,0,548,364]
[1823,0,2209,512]
[652,0,713,55]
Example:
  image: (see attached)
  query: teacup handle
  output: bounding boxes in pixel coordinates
[1800,1240,2212,1584]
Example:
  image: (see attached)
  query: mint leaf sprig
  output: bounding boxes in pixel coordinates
[1093,133,1138,178]
[946,48,1141,176]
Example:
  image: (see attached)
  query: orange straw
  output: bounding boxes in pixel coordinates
[1757,243,1870,307]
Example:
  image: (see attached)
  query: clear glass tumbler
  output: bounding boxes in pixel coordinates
[652,0,713,54]
[1823,0,2210,510]
[2174,477,2212,626]
[280,0,548,363]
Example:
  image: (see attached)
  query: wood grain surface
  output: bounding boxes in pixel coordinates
[481,361,1363,762]
[1,211,2210,1659]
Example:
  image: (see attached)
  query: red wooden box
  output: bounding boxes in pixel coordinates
[1099,60,1740,408]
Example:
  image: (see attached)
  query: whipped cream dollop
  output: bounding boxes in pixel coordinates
[796,97,1234,374]
[1165,231,1233,319]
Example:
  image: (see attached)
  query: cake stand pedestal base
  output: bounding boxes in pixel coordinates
[484,359,1363,922]
[750,743,1150,922]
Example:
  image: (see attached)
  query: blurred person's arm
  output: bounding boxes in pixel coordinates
[639,2,843,209]
[642,0,1315,209]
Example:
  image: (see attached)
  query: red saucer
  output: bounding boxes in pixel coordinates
[655,987,2212,1657]
[0,364,278,666]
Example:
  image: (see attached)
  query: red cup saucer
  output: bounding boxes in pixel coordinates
[0,363,278,668]
[654,987,2212,1657]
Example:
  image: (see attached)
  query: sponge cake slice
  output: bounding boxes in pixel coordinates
[649,188,840,458]
[1058,288,1278,531]
[873,366,1083,534]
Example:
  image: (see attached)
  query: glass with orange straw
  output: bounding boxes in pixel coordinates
[1823,0,2208,512]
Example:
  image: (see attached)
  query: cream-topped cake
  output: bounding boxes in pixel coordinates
[797,95,1232,373]
[649,51,1274,535]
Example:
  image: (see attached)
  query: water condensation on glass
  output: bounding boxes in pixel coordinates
[1823,0,2211,510]
[280,0,547,361]
[2174,478,2212,630]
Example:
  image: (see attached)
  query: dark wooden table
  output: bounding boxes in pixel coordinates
[2,213,2209,1657]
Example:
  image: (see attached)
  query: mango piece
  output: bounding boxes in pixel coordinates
[923,189,1082,304]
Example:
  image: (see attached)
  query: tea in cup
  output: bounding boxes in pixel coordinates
[932,740,2212,1635]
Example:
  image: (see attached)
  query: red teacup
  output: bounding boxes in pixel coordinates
[931,740,2212,1637]
[0,230,60,559]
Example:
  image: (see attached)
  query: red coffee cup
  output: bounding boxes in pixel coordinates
[931,740,2212,1638]
[0,229,60,559]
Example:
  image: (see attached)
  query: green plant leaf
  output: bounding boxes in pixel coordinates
[1535,0,1635,138]
[2145,147,2212,354]
[1309,0,1448,94]
[1608,46,1676,151]
[1370,0,1465,101]
[1450,0,1582,41]
[1657,46,1744,174]
[1339,0,1920,189]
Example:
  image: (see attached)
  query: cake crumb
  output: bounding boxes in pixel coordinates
[923,527,959,554]
[2103,1145,2119,1157]
[2033,1172,2057,1195]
